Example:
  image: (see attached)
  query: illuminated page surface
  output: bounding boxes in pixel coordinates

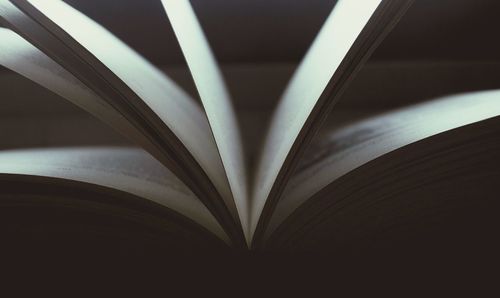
[160,0,249,241]
[251,0,384,237]
[5,0,214,163]
[0,28,160,157]
[267,90,500,238]
[0,147,230,244]
[0,0,240,233]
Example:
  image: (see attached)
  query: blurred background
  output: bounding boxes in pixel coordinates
[1,0,500,154]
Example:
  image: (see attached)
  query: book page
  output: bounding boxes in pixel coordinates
[160,0,249,242]
[250,0,413,241]
[0,147,230,244]
[0,28,160,157]
[266,90,500,238]
[0,0,243,238]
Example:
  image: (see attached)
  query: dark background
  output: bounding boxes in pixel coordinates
[62,0,500,64]
[1,0,500,149]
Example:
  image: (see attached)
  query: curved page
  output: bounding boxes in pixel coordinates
[266,90,500,238]
[0,0,242,241]
[251,0,413,242]
[160,0,249,242]
[0,28,160,158]
[0,147,230,244]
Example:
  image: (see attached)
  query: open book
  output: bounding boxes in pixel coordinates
[1,0,498,252]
